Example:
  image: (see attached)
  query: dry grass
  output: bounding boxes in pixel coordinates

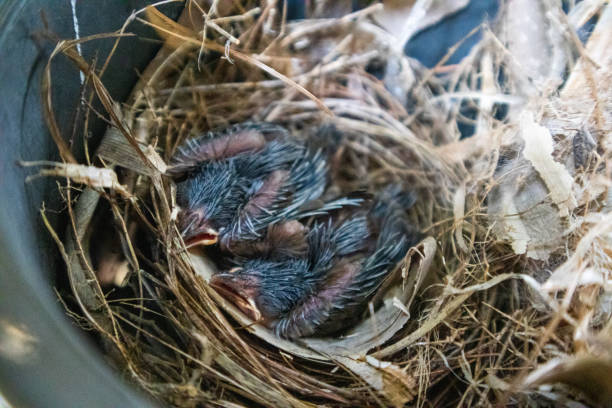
[32,1,612,407]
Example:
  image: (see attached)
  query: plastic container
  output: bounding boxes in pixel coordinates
[0,1,183,406]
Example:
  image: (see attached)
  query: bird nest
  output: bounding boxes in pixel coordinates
[32,1,612,407]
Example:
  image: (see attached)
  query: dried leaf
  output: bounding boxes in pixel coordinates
[497,197,529,256]
[520,111,577,217]
[523,356,612,406]
[21,161,130,197]
[453,183,469,253]
[97,128,167,176]
[488,154,565,260]
[544,267,608,292]
[543,212,612,292]
[336,355,416,407]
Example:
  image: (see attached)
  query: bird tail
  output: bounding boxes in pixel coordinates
[351,185,421,299]
[371,184,418,247]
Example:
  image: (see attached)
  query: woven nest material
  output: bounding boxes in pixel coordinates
[31,1,612,407]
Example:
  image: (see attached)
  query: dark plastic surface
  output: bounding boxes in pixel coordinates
[0,1,181,407]
[405,0,500,67]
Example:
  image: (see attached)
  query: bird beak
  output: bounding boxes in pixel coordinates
[210,274,262,322]
[185,227,219,248]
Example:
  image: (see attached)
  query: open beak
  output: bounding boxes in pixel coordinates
[210,274,262,322]
[185,227,219,248]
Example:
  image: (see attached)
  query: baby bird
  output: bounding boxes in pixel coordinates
[210,186,421,339]
[168,122,289,175]
[171,122,355,250]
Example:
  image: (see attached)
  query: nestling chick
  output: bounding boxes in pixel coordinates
[168,122,289,175]
[172,122,344,249]
[211,186,421,339]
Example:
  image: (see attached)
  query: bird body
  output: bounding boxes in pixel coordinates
[172,123,338,249]
[169,122,289,174]
[211,186,420,338]
[171,122,419,339]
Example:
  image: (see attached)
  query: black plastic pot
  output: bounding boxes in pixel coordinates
[0,1,497,407]
[0,1,184,407]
